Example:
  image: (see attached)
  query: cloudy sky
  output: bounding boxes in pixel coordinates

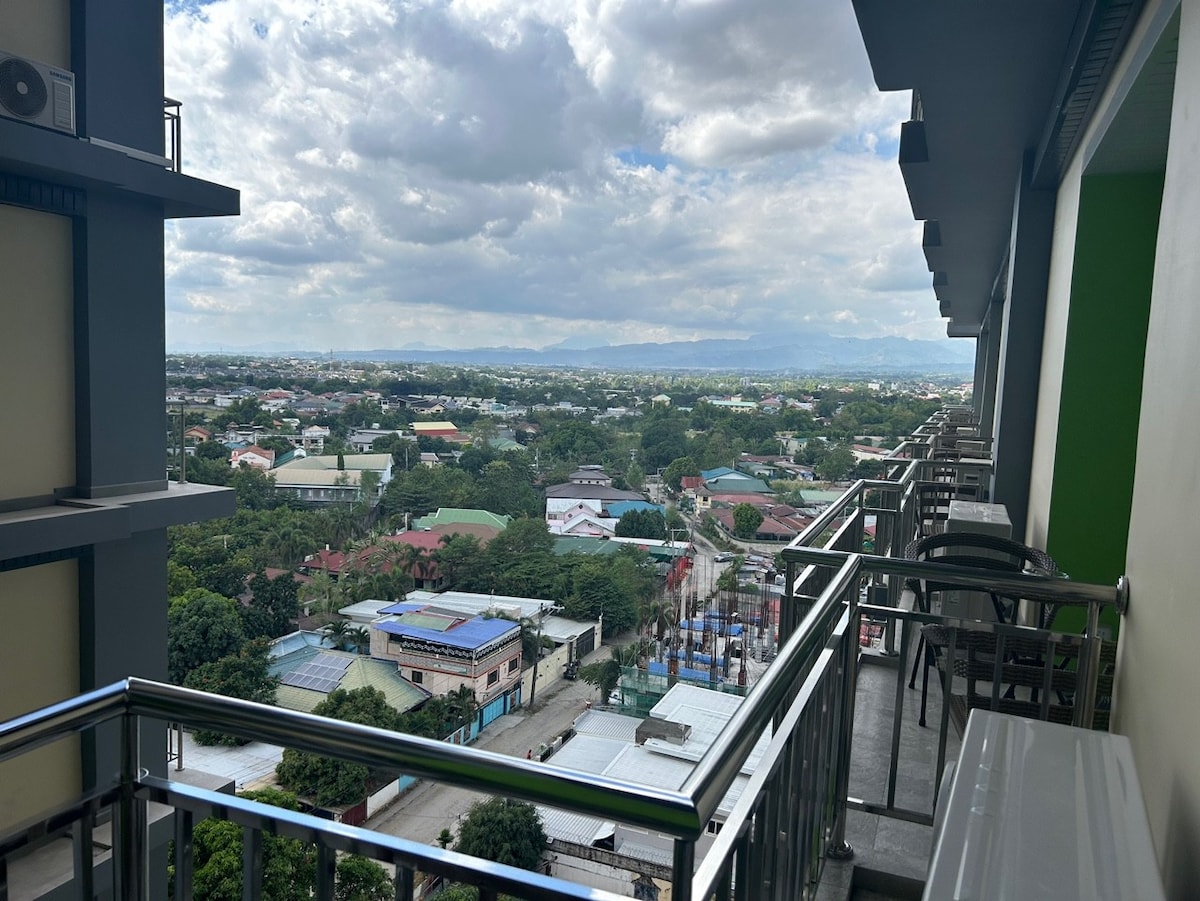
[163,0,940,353]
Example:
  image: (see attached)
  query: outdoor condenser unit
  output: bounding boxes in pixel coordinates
[0,50,76,135]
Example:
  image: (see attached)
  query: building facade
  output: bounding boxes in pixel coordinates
[0,0,237,852]
[854,0,1200,890]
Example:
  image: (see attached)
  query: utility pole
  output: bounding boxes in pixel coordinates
[528,603,545,707]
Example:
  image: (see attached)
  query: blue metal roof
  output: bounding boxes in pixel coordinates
[647,660,722,683]
[378,601,427,615]
[375,616,518,650]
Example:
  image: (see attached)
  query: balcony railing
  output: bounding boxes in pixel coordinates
[0,410,1129,900]
[164,97,182,173]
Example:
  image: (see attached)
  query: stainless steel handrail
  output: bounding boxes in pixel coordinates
[131,679,702,836]
[784,546,1125,610]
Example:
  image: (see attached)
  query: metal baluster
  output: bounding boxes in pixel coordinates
[73,801,95,900]
[173,807,194,901]
[1076,602,1102,728]
[396,865,415,901]
[116,713,147,901]
[1039,635,1054,720]
[886,611,912,812]
[241,827,262,901]
[315,843,336,900]
[990,634,1006,711]
[935,629,957,806]
[827,590,857,861]
[732,818,752,901]
[672,838,695,901]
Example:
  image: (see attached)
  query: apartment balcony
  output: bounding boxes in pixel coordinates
[0,411,1140,900]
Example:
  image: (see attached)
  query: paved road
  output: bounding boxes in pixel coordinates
[367,651,608,845]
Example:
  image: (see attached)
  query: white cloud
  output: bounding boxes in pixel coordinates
[163,0,942,352]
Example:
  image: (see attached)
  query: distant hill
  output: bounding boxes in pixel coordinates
[170,331,974,373]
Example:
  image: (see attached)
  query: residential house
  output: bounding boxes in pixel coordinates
[412,508,512,532]
[268,642,428,716]
[412,420,458,439]
[544,480,645,533]
[301,424,331,451]
[704,475,773,496]
[569,466,614,486]
[272,453,393,506]
[369,604,523,720]
[348,427,411,453]
[229,445,276,471]
[183,425,212,444]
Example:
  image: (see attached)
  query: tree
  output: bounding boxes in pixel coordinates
[323,619,352,650]
[300,569,343,618]
[614,508,667,540]
[486,517,554,559]
[578,657,620,702]
[663,456,700,493]
[454,797,546,871]
[276,688,401,806]
[565,558,635,637]
[434,533,490,592]
[815,445,856,482]
[732,504,764,539]
[335,855,394,901]
[230,465,279,511]
[244,570,300,640]
[182,788,314,901]
[348,625,372,655]
[184,639,280,746]
[472,460,539,517]
[168,589,247,684]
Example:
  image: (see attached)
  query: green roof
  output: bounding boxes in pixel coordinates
[412,507,512,531]
[553,536,622,556]
[272,649,428,714]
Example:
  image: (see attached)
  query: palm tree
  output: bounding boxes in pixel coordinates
[392,542,430,586]
[446,684,478,732]
[323,619,351,650]
[300,569,337,617]
[349,625,371,655]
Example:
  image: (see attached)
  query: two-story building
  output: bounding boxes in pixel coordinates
[369,603,523,724]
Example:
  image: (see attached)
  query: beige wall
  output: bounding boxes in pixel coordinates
[1118,2,1200,892]
[0,562,80,832]
[0,204,74,503]
[371,631,522,701]
[0,0,70,68]
[1024,160,1080,550]
[521,641,572,701]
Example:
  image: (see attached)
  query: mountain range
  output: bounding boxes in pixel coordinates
[169,332,974,373]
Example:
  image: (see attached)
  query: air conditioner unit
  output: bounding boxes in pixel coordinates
[0,50,75,135]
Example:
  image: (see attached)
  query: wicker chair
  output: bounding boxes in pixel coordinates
[903,532,1059,727]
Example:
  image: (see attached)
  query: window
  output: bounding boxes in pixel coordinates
[706,820,723,835]
[508,658,519,673]
[411,670,423,684]
[487,670,499,686]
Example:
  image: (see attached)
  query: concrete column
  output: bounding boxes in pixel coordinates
[991,160,1056,537]
[976,302,1004,440]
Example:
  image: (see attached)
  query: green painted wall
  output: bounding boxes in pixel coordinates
[1047,173,1162,631]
